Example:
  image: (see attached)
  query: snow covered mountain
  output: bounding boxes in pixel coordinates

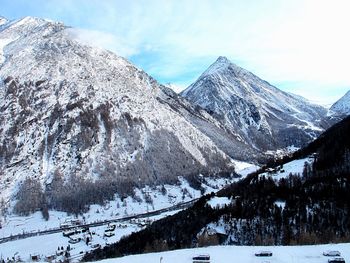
[0,17,237,212]
[181,56,328,151]
[329,90,350,116]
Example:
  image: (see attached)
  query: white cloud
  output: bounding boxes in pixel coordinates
[64,28,137,57]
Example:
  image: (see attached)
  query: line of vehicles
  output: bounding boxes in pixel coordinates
[323,251,346,263]
[191,250,346,263]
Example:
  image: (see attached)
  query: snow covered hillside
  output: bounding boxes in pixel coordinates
[0,16,242,215]
[181,56,329,151]
[96,243,350,263]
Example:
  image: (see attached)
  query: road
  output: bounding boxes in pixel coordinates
[0,199,197,244]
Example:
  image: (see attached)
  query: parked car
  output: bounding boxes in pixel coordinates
[192,254,210,263]
[328,257,345,263]
[63,229,75,237]
[68,237,81,244]
[255,251,273,257]
[106,223,116,231]
[90,243,101,250]
[104,231,115,237]
[323,251,341,257]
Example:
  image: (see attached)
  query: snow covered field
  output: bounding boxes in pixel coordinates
[0,222,140,262]
[97,243,350,263]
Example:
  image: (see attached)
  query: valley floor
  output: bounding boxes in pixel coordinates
[0,161,258,262]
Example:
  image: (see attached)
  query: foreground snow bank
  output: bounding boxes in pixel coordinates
[97,243,350,263]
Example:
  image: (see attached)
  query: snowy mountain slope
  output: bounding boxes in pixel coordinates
[329,90,350,116]
[158,85,264,162]
[181,56,329,151]
[0,17,236,213]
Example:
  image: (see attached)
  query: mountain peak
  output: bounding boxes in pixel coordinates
[215,56,230,64]
[0,15,8,26]
[15,16,50,26]
[201,56,240,77]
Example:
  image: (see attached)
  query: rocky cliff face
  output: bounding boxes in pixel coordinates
[0,17,234,209]
[181,56,329,151]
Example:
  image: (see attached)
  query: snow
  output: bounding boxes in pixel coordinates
[200,56,238,79]
[259,157,313,181]
[0,222,140,262]
[93,243,350,263]
[207,197,231,209]
[233,160,259,176]
[266,145,299,157]
[0,38,14,64]
[202,218,228,235]
[274,201,286,209]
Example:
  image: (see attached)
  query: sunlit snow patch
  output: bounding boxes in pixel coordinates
[207,197,231,209]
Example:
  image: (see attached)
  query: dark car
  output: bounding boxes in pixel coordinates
[323,251,341,257]
[255,251,273,257]
[192,254,210,263]
[328,257,345,263]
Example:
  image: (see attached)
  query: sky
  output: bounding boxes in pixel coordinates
[1,0,350,105]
